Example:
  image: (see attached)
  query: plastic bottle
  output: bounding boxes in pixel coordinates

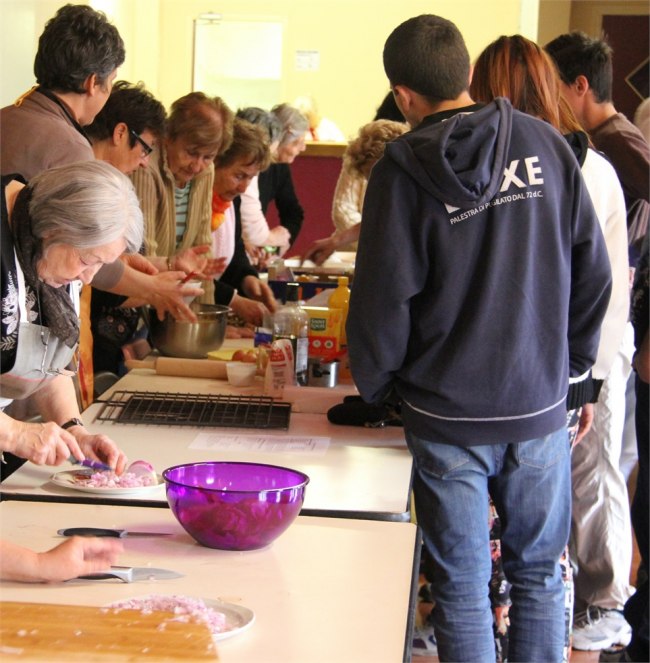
[328,276,350,346]
[272,282,309,386]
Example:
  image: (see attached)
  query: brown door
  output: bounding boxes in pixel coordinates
[602,14,649,121]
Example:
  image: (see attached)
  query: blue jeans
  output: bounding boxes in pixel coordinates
[407,427,571,662]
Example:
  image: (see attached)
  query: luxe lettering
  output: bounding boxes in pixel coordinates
[500,156,544,192]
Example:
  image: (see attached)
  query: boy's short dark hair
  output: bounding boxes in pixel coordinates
[86,81,166,144]
[34,4,125,93]
[383,14,470,102]
[545,31,613,103]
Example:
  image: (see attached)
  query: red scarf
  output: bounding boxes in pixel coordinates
[211,191,232,231]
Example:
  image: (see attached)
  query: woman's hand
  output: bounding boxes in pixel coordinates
[229,294,270,327]
[71,427,128,475]
[174,245,227,280]
[225,325,255,339]
[7,420,83,466]
[142,271,202,322]
[35,537,124,582]
[574,403,594,446]
[0,537,123,583]
[244,243,267,267]
[302,236,338,266]
[1,417,125,474]
[241,276,278,313]
[121,253,159,275]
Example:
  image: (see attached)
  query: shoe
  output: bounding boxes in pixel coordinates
[412,621,438,657]
[598,644,630,662]
[573,606,632,651]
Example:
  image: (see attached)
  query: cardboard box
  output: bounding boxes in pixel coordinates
[303,306,342,358]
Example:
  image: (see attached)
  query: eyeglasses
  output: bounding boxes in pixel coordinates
[40,327,78,377]
[129,129,153,157]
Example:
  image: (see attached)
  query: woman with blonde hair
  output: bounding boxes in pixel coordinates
[302,119,408,265]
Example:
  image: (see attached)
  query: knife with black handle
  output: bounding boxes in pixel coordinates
[58,527,171,538]
[74,566,183,582]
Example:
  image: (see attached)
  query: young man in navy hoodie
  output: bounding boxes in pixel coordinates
[347,15,612,662]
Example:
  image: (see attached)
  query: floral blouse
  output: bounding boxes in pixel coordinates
[1,181,40,374]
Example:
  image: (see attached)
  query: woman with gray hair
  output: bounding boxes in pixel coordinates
[1,160,141,478]
[236,107,291,262]
[238,104,307,266]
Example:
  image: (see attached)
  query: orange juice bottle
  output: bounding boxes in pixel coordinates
[328,276,350,346]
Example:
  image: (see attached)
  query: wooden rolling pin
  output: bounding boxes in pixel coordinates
[125,356,227,379]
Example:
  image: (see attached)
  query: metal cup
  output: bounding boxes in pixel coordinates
[307,358,339,387]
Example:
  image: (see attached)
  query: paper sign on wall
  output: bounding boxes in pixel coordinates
[295,50,320,72]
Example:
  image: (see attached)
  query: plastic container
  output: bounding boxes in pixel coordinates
[272,283,309,386]
[328,276,350,346]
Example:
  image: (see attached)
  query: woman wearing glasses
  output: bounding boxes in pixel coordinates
[0,160,143,478]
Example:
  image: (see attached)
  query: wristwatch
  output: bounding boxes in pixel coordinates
[61,417,84,430]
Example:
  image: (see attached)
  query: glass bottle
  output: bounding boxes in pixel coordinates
[272,282,309,386]
[328,276,350,346]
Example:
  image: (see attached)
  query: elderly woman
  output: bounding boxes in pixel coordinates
[1,161,141,477]
[131,92,234,305]
[302,119,408,265]
[235,107,291,259]
[239,104,308,265]
[212,118,278,326]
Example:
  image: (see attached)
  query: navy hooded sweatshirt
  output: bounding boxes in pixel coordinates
[347,98,612,446]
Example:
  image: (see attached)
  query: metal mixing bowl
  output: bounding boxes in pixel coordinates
[147,303,230,358]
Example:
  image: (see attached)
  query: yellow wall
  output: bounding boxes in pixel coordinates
[1,0,531,138]
[156,0,527,139]
[538,0,572,46]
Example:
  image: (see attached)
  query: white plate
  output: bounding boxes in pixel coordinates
[206,598,255,641]
[106,595,254,641]
[50,469,164,495]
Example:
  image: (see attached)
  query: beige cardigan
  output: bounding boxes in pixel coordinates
[131,147,214,303]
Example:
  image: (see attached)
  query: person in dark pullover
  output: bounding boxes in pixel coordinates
[346,15,612,663]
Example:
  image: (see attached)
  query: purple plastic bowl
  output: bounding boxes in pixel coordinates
[162,462,310,550]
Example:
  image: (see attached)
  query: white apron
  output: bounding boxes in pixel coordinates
[0,252,79,405]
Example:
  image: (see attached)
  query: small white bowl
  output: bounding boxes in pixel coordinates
[226,362,257,387]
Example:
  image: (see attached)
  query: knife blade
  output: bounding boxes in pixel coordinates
[58,527,171,538]
[75,566,183,583]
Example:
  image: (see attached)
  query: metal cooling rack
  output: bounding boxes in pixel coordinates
[94,390,292,430]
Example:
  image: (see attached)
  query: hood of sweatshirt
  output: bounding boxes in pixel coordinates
[384,97,513,210]
[563,129,589,167]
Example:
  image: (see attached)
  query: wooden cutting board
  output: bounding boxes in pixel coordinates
[0,601,218,661]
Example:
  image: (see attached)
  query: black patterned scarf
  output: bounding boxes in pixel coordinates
[10,185,79,348]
